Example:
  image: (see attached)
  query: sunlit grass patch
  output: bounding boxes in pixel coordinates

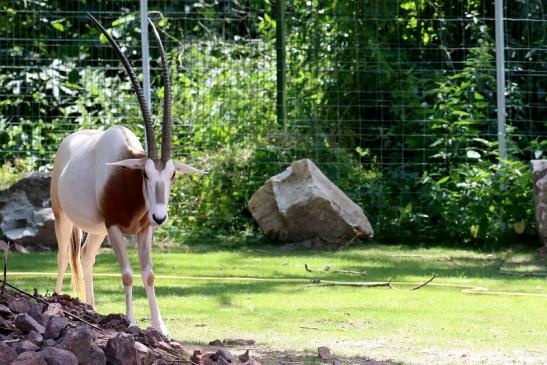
[4,243,547,364]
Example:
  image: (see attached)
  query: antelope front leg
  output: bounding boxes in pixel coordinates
[137,225,169,338]
[107,226,136,326]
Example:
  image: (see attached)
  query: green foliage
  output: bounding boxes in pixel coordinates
[0,1,544,248]
[0,159,33,190]
[280,1,541,246]
[417,159,534,246]
[426,43,496,164]
[161,39,278,235]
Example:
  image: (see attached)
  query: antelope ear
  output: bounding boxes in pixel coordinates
[107,158,147,170]
[174,160,203,174]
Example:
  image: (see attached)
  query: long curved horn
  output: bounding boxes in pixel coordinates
[88,13,157,158]
[148,18,171,162]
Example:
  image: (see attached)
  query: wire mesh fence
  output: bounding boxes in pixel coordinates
[0,1,545,245]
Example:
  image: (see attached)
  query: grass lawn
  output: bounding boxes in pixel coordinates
[4,242,547,364]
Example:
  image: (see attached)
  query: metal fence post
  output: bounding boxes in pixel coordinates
[495,0,507,159]
[140,0,151,152]
[275,0,287,132]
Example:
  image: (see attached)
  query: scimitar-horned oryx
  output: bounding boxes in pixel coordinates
[51,14,200,337]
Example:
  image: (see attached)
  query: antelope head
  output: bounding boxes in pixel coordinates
[89,14,200,226]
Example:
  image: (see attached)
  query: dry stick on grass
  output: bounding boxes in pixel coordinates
[447,250,513,271]
[304,264,367,276]
[337,228,363,251]
[495,250,514,270]
[411,273,437,290]
[307,278,393,289]
[300,326,321,330]
[445,256,464,269]
[0,279,103,331]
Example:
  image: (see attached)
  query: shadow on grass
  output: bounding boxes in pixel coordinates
[5,242,544,295]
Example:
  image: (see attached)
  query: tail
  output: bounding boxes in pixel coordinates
[69,226,85,301]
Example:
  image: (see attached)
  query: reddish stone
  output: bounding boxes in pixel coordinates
[318,346,332,360]
[39,347,78,365]
[0,341,17,363]
[14,313,45,334]
[104,332,139,365]
[11,351,47,365]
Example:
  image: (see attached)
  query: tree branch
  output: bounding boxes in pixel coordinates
[411,273,437,290]
[304,264,367,276]
[307,279,393,289]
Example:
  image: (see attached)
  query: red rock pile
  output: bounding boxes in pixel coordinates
[0,289,260,365]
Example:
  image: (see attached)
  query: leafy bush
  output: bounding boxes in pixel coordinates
[0,159,34,190]
[417,159,535,247]
[0,1,543,249]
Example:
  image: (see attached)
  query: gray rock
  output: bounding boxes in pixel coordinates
[239,350,251,363]
[532,160,547,245]
[39,347,78,365]
[27,330,44,346]
[208,338,223,347]
[8,298,32,314]
[0,317,15,332]
[249,159,374,245]
[318,346,332,360]
[0,340,18,363]
[212,349,233,362]
[151,360,169,365]
[156,340,172,352]
[11,339,40,354]
[11,351,47,365]
[27,304,45,325]
[135,341,156,365]
[14,313,46,334]
[42,303,63,324]
[0,173,55,248]
[104,333,138,365]
[217,357,231,365]
[0,316,13,331]
[56,326,105,365]
[43,339,57,347]
[44,315,69,339]
[239,350,261,365]
[0,303,12,316]
[169,341,184,352]
[138,327,167,348]
[191,349,205,364]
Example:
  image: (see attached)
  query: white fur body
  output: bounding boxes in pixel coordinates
[54,15,201,339]
[52,125,178,337]
[53,126,143,235]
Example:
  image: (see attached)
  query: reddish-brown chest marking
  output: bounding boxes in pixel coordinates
[100,167,149,235]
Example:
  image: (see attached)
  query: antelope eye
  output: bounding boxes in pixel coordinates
[143,171,148,180]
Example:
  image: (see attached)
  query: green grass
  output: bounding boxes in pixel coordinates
[5,243,547,364]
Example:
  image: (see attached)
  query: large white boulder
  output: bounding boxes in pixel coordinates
[248,159,373,244]
[0,173,55,248]
[531,160,547,247]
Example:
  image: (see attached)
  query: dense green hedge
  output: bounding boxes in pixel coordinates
[0,1,544,248]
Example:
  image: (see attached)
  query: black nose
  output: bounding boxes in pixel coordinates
[152,214,166,225]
